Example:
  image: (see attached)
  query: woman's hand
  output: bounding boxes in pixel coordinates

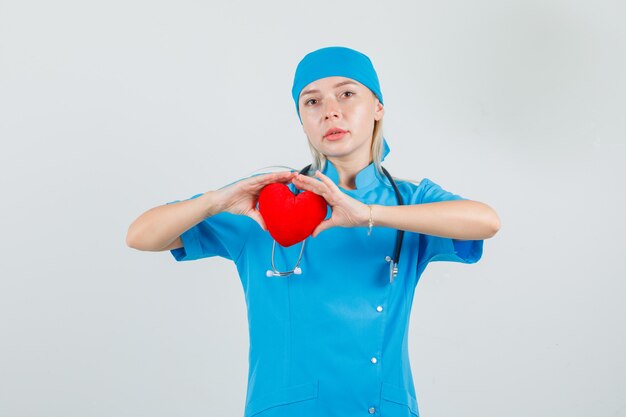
[212,171,297,230]
[291,170,370,237]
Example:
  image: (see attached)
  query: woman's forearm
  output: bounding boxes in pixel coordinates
[126,191,218,251]
[371,200,500,240]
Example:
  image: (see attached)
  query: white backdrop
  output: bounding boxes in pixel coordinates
[1,0,625,416]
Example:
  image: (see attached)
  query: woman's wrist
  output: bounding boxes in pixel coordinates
[198,191,221,219]
[359,203,376,229]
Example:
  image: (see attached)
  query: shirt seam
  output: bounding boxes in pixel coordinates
[233,220,254,264]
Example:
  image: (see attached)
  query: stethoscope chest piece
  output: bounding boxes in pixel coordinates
[265,239,305,277]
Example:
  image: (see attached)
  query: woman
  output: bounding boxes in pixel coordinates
[127,46,500,417]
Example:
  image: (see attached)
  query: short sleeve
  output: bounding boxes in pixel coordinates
[416,178,484,271]
[166,193,254,262]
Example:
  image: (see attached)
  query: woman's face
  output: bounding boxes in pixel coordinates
[298,76,384,164]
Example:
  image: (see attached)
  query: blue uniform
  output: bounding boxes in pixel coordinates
[168,158,483,417]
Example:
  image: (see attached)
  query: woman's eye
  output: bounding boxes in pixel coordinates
[305,98,317,105]
[343,91,354,97]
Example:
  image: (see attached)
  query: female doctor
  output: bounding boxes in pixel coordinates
[127,46,500,417]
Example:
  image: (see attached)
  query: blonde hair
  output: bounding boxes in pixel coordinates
[306,117,384,176]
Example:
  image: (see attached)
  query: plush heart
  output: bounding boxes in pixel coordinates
[258,183,328,247]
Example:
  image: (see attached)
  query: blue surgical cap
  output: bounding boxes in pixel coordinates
[291,46,390,161]
[291,46,384,123]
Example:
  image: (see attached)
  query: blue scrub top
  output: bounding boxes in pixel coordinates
[168,159,483,417]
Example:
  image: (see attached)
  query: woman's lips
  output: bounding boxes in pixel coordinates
[324,131,347,141]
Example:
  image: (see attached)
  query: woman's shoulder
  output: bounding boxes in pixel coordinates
[390,176,450,204]
[391,175,434,191]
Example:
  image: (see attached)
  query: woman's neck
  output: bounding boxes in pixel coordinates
[327,155,371,190]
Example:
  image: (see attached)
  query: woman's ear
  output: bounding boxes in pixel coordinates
[374,100,384,121]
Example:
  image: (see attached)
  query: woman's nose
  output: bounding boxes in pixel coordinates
[323,99,341,119]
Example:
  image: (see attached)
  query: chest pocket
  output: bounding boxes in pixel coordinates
[380,382,420,417]
[244,381,319,417]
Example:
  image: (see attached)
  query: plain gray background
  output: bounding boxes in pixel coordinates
[1,0,624,416]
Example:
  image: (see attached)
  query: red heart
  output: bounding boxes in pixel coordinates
[258,183,328,247]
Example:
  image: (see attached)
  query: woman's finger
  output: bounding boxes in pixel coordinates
[248,171,297,189]
[312,219,333,238]
[293,173,325,190]
[260,171,296,184]
[292,174,329,196]
[314,170,339,191]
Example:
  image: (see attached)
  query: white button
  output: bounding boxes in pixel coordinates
[368,406,376,414]
[371,357,378,364]
[376,306,383,312]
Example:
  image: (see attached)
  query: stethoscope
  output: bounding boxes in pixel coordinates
[266,164,405,284]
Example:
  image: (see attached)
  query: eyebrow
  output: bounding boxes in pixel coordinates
[299,80,359,99]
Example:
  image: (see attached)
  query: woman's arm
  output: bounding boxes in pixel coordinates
[125,191,219,252]
[370,200,500,240]
[291,170,500,240]
[126,171,297,252]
